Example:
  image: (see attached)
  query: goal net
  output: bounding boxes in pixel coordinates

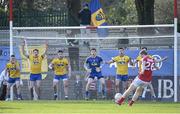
[3,25,178,101]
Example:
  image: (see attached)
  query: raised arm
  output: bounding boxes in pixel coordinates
[67,61,72,78]
[48,61,54,70]
[22,40,29,58]
[42,43,48,58]
[154,56,168,63]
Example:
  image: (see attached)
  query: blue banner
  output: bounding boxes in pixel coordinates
[0,46,21,73]
[89,0,108,37]
[100,49,179,77]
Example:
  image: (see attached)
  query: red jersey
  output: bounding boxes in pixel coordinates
[138,56,155,82]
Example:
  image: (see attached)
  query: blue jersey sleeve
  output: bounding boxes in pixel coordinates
[86,58,89,64]
[99,57,103,63]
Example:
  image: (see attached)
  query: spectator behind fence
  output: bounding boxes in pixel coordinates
[78,3,91,38]
[0,69,8,100]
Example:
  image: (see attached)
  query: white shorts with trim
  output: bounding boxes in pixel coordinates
[132,76,151,88]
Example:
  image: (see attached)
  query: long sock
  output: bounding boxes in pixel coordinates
[129,100,135,106]
[54,93,58,99]
[102,89,105,96]
[153,95,156,98]
[19,94,23,100]
[30,88,34,100]
[117,97,125,105]
[85,91,89,97]
[7,94,10,99]
[17,94,21,98]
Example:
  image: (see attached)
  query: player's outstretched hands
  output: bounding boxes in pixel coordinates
[45,41,48,49]
[96,67,101,72]
[163,56,168,61]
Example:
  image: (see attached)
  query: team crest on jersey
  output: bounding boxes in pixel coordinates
[91,60,98,66]
[117,61,126,65]
[57,63,64,67]
[9,68,16,71]
[33,59,39,64]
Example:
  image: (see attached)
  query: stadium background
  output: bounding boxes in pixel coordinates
[0,0,180,102]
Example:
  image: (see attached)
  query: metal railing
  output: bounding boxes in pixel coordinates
[0,9,79,29]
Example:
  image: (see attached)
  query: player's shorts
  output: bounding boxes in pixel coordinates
[30,73,42,81]
[89,72,103,80]
[8,77,20,83]
[132,76,150,88]
[116,75,128,81]
[54,74,68,81]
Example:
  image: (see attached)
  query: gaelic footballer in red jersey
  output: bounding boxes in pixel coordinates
[116,50,159,106]
[138,54,156,82]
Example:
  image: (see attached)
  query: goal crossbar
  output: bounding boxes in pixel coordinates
[12,24,174,30]
[13,35,174,40]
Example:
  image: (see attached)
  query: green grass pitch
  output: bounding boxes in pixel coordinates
[0,100,180,114]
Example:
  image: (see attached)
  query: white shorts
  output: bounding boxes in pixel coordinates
[132,76,151,88]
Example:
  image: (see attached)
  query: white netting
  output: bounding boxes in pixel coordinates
[7,25,178,101]
[12,25,174,50]
[12,25,174,39]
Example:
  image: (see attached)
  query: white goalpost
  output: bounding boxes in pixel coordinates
[173,0,178,102]
[11,24,177,101]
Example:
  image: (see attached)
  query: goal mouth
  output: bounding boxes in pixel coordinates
[8,24,179,102]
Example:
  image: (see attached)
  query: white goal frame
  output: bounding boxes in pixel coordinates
[10,24,178,102]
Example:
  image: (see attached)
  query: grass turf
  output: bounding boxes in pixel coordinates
[0,100,180,114]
